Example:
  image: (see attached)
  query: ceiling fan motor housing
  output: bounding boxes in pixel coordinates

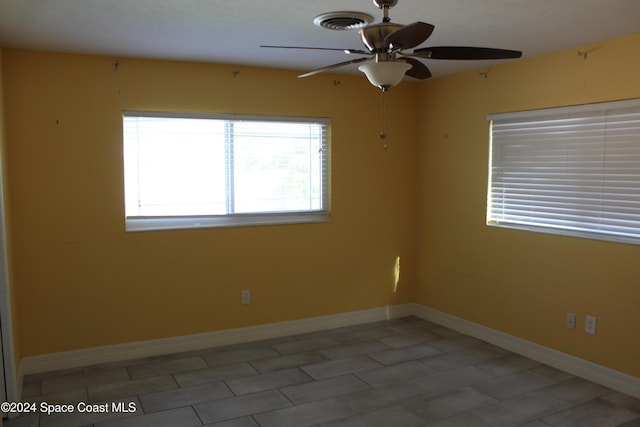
[360,22,403,52]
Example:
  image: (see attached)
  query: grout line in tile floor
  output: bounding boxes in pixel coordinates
[6,316,640,427]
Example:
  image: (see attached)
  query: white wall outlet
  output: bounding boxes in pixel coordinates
[585,315,597,335]
[565,312,576,330]
[241,290,250,305]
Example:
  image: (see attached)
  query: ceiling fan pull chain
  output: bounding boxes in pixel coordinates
[380,91,388,150]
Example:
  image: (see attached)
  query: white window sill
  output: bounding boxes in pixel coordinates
[126,212,330,232]
[487,221,640,246]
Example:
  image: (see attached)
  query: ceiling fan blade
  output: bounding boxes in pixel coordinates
[298,57,372,78]
[402,58,432,80]
[383,22,435,50]
[413,46,522,60]
[260,45,371,55]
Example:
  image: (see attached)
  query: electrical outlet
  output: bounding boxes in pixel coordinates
[241,290,250,305]
[585,315,597,335]
[565,312,576,330]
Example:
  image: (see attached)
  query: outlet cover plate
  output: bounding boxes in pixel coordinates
[241,290,250,305]
[585,315,597,335]
[566,312,576,330]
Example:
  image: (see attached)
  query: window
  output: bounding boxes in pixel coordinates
[487,98,640,245]
[123,111,330,231]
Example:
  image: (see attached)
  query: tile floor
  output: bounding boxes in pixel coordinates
[6,316,640,427]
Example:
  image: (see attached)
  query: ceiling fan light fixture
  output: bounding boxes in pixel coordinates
[358,61,412,91]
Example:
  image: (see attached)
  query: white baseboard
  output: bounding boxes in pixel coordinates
[18,302,640,400]
[20,304,414,376]
[412,304,640,399]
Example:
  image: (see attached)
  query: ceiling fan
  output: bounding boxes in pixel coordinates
[262,0,522,91]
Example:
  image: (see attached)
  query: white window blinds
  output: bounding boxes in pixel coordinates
[123,111,330,231]
[487,99,640,244]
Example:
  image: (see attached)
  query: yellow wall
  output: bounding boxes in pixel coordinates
[417,33,640,377]
[3,32,640,382]
[2,49,419,357]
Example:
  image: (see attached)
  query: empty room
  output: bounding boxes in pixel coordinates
[0,1,639,426]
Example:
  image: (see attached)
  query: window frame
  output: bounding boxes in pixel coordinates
[486,98,640,245]
[123,110,331,232]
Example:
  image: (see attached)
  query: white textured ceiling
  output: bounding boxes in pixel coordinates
[0,0,639,79]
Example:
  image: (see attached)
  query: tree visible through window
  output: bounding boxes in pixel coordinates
[123,111,330,231]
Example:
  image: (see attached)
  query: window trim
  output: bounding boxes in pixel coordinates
[123,110,331,232]
[486,98,640,246]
